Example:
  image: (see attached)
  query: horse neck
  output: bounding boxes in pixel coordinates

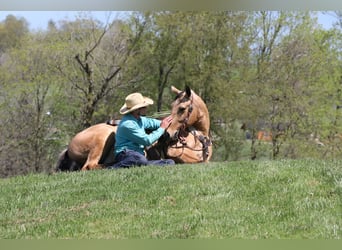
[188,95,210,136]
[189,113,210,136]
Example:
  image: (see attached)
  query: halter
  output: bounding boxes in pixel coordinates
[169,126,212,162]
[155,89,211,162]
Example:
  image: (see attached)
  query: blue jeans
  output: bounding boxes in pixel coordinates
[108,149,175,169]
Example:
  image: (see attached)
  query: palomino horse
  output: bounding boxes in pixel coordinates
[55,122,118,171]
[147,86,212,163]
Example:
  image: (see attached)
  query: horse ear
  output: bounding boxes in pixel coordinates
[171,85,181,94]
[185,86,191,98]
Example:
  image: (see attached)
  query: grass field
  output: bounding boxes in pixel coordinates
[0,159,341,239]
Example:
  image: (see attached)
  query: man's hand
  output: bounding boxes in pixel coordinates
[160,115,173,129]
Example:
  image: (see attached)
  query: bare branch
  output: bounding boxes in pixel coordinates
[75,54,89,74]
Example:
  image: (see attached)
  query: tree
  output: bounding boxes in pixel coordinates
[182,11,252,161]
[118,12,189,113]
[55,13,144,128]
[0,33,63,176]
[236,11,318,160]
[0,14,29,53]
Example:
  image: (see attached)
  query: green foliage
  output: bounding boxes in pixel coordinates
[1,11,342,177]
[0,160,341,238]
[0,14,29,52]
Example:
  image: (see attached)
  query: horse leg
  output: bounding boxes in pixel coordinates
[81,132,116,171]
[81,149,103,171]
[81,140,108,171]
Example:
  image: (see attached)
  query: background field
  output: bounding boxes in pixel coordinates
[1,159,341,239]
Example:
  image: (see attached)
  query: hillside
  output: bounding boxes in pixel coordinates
[0,159,341,239]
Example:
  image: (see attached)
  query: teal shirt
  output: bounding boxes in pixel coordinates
[115,114,165,155]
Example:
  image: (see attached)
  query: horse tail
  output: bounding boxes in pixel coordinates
[55,148,81,172]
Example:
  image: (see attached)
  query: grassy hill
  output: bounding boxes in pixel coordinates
[0,159,341,239]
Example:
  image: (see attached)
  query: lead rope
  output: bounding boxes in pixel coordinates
[168,127,212,162]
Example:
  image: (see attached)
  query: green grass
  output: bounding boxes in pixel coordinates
[0,159,341,239]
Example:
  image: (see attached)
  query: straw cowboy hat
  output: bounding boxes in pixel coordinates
[119,93,154,115]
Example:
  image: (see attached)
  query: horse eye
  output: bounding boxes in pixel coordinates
[178,107,186,114]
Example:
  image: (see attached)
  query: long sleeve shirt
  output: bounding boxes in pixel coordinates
[114,113,165,155]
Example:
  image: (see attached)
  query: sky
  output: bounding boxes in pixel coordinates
[0,11,127,30]
[0,11,338,31]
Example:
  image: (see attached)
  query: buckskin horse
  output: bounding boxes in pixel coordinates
[147,85,212,163]
[55,122,118,171]
[56,86,212,171]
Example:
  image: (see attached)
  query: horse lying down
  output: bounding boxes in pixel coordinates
[55,124,209,171]
[55,86,212,171]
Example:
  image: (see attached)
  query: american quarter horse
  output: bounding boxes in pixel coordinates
[147,86,212,163]
[55,122,118,171]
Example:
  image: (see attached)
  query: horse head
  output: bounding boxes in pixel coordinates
[167,85,210,141]
[146,86,213,163]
